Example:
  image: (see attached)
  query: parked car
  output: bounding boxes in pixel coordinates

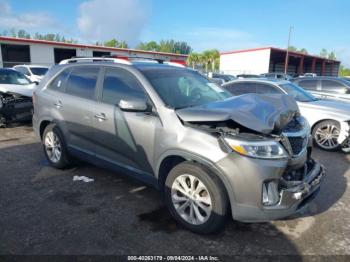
[292,77,350,102]
[13,65,49,83]
[236,74,261,79]
[260,72,293,80]
[301,73,317,77]
[0,68,36,126]
[211,73,237,83]
[33,57,324,233]
[222,79,350,152]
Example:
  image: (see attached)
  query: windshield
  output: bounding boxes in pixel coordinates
[30,67,48,76]
[140,67,231,109]
[0,70,32,85]
[280,83,317,102]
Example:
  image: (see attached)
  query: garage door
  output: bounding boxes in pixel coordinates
[1,44,30,67]
[54,48,77,64]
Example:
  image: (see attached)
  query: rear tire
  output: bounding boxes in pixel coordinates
[42,123,71,169]
[164,161,228,234]
[312,120,341,151]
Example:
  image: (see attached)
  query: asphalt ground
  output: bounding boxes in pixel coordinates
[0,124,349,260]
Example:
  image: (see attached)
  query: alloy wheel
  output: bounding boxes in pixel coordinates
[44,131,62,163]
[171,174,212,225]
[314,124,340,150]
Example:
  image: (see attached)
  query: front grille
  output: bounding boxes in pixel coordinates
[287,136,307,155]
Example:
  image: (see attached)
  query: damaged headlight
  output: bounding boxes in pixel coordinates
[224,137,288,159]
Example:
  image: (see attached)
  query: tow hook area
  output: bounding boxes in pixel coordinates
[262,160,325,208]
[341,137,350,153]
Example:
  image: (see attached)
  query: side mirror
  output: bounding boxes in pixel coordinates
[34,81,39,85]
[118,96,149,112]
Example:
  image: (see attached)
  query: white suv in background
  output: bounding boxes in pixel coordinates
[13,65,49,83]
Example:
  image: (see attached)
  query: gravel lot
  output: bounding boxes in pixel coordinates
[0,124,349,259]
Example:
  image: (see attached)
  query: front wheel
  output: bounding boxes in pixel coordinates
[164,162,228,234]
[312,120,341,151]
[42,123,71,169]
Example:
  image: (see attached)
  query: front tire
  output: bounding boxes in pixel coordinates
[164,162,228,234]
[312,120,341,151]
[42,123,71,169]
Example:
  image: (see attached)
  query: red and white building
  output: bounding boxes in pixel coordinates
[220,47,340,76]
[0,36,188,68]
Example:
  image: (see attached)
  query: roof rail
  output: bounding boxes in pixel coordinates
[103,55,165,64]
[59,57,132,65]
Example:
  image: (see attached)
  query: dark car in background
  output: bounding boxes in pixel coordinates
[211,73,237,83]
[292,77,350,102]
[260,72,293,80]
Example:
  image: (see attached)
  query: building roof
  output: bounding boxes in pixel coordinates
[0,36,188,59]
[220,47,340,63]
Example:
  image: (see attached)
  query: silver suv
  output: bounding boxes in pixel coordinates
[33,58,324,234]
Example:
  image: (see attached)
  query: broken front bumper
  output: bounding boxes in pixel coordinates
[215,152,324,222]
[262,160,324,216]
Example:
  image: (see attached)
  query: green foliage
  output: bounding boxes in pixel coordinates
[328,51,336,60]
[339,65,350,76]
[136,39,192,55]
[187,49,220,72]
[103,39,128,48]
[288,46,308,54]
[288,46,298,52]
[320,48,328,58]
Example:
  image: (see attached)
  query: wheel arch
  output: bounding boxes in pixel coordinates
[156,150,235,214]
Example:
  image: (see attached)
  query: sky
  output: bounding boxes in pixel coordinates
[0,0,349,65]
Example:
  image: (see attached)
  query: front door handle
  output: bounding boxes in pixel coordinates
[94,113,107,121]
[54,101,63,109]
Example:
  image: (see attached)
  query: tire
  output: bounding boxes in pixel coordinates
[312,120,341,151]
[42,123,71,169]
[164,161,228,234]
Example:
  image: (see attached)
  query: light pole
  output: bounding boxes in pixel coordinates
[284,26,293,74]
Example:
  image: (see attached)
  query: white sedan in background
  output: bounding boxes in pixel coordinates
[0,68,37,97]
[222,78,350,152]
[13,65,49,83]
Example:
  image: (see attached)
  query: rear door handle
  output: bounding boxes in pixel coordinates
[54,101,63,109]
[94,113,107,121]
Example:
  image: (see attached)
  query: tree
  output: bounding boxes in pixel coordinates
[103,39,128,48]
[328,51,336,60]
[17,29,30,39]
[136,40,192,55]
[339,65,350,76]
[299,48,308,54]
[288,46,298,52]
[187,52,201,69]
[320,48,328,58]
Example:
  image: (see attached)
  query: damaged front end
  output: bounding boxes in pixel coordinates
[0,92,33,127]
[177,94,325,221]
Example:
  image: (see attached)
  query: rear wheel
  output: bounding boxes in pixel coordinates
[164,162,228,234]
[312,120,341,151]
[42,123,71,169]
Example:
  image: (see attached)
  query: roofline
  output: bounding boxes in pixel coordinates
[0,36,188,59]
[220,47,272,55]
[220,46,340,62]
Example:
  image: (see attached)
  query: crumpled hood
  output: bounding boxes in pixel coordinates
[176,94,299,134]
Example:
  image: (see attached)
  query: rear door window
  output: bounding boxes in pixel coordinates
[101,68,146,105]
[224,82,257,96]
[297,80,318,91]
[255,83,282,94]
[65,66,100,99]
